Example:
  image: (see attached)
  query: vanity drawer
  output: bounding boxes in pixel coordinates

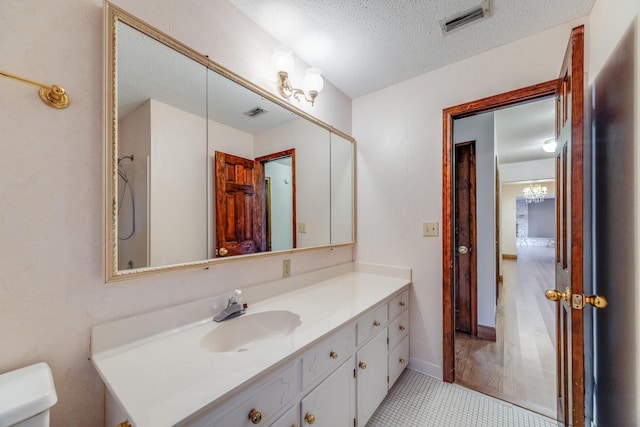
[357,304,388,345]
[212,362,299,427]
[388,290,409,320]
[302,324,356,389]
[388,309,409,350]
[388,336,409,389]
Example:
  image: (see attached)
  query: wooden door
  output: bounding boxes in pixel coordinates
[592,23,636,426]
[551,25,585,426]
[454,141,477,336]
[214,151,265,257]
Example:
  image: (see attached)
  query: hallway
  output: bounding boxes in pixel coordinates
[454,246,557,418]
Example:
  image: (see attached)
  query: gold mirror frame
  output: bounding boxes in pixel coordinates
[104,3,356,282]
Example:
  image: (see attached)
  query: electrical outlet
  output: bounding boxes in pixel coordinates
[422,222,439,237]
[297,222,307,233]
[282,259,291,278]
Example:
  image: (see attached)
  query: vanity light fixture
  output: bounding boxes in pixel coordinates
[542,138,557,153]
[272,49,324,106]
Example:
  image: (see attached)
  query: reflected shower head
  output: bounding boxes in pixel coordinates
[118,154,134,165]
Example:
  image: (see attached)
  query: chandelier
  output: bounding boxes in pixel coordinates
[523,183,548,203]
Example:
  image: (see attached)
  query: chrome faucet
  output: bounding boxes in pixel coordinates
[213,289,246,322]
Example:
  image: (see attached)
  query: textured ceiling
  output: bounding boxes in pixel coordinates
[495,97,556,164]
[229,0,595,98]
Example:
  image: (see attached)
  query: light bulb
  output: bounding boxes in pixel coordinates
[272,49,294,74]
[303,68,324,94]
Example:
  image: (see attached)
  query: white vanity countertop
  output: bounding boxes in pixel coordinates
[91,266,410,427]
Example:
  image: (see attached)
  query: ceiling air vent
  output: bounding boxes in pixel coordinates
[441,1,490,34]
[243,107,268,118]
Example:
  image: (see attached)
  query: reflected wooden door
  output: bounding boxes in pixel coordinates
[552,25,585,426]
[214,151,265,257]
[454,141,477,336]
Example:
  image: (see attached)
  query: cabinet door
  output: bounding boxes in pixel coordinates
[301,357,355,427]
[356,330,388,425]
[271,405,297,427]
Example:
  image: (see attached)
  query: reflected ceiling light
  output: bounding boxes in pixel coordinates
[272,48,324,106]
[542,138,557,153]
[523,182,548,203]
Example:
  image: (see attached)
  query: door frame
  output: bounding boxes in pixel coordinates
[441,79,558,383]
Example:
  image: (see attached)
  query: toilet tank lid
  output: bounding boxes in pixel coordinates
[0,362,57,427]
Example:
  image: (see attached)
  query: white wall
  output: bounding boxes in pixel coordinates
[0,1,352,425]
[149,99,208,266]
[353,17,585,378]
[453,112,496,329]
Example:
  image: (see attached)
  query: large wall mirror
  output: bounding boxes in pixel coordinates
[105,3,355,281]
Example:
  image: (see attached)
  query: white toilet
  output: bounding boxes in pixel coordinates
[0,363,57,427]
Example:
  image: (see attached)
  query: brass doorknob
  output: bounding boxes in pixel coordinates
[329,351,338,359]
[218,247,229,256]
[359,361,367,370]
[305,412,316,424]
[399,358,406,364]
[545,288,570,304]
[585,294,608,308]
[248,408,262,424]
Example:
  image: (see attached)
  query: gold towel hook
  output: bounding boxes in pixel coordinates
[0,70,70,109]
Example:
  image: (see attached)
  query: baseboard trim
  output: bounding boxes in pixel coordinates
[502,254,517,259]
[408,358,442,380]
[477,325,497,341]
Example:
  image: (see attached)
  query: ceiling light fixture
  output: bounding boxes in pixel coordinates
[272,48,324,106]
[523,183,548,203]
[542,138,557,153]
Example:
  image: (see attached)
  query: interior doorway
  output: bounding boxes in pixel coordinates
[443,82,559,417]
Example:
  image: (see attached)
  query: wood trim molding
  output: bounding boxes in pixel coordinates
[502,254,517,260]
[442,79,557,383]
[477,325,497,341]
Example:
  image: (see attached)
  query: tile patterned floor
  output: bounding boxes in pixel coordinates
[366,369,557,427]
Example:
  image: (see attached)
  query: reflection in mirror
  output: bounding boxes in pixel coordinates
[106,3,354,281]
[116,20,208,270]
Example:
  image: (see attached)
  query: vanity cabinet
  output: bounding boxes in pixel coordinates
[300,358,355,427]
[356,327,389,425]
[97,273,410,427]
[387,290,409,389]
[270,405,298,427]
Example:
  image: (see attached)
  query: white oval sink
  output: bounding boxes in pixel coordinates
[200,310,302,353]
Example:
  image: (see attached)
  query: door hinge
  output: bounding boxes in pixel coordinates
[387,375,389,383]
[354,368,357,378]
[354,417,357,427]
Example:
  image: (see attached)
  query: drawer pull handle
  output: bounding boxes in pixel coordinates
[373,320,381,327]
[359,361,367,370]
[399,325,406,331]
[399,358,406,364]
[305,412,316,424]
[248,408,262,424]
[330,351,338,359]
[399,301,406,307]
